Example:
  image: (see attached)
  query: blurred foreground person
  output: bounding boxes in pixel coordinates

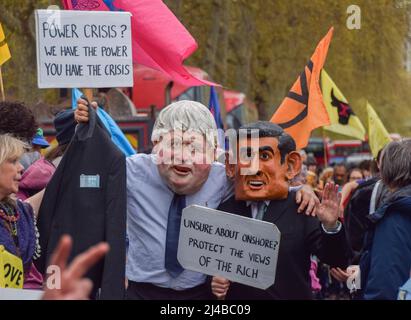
[42,235,108,300]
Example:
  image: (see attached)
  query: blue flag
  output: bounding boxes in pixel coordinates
[209,86,224,129]
[209,86,225,149]
[72,88,136,157]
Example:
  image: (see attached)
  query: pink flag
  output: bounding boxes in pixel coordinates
[62,0,218,86]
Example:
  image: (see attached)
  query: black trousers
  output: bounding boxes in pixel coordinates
[126,281,214,300]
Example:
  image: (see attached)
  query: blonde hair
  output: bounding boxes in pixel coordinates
[0,134,28,165]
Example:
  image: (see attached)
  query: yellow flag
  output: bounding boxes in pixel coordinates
[0,23,11,66]
[367,102,392,158]
[321,69,366,140]
[0,245,24,289]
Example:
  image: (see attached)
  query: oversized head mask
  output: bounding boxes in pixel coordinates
[226,121,302,201]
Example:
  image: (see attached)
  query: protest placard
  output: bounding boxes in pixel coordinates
[35,9,133,88]
[178,205,281,290]
[0,245,24,289]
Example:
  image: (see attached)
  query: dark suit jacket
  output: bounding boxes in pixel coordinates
[218,192,349,300]
[37,107,126,299]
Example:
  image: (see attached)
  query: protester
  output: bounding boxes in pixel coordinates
[360,139,411,299]
[359,160,372,180]
[20,128,50,170]
[17,110,77,201]
[0,101,38,143]
[299,149,308,163]
[333,164,347,187]
[74,99,320,300]
[318,167,334,191]
[0,100,44,213]
[45,109,77,168]
[306,155,318,175]
[0,134,42,289]
[306,170,318,190]
[348,168,363,183]
[17,131,56,201]
[340,150,389,265]
[290,164,307,187]
[37,103,126,300]
[16,157,55,201]
[211,122,349,300]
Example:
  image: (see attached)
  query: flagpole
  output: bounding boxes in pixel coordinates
[83,88,93,102]
[0,66,5,102]
[323,130,328,166]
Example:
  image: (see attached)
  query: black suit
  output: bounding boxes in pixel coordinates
[218,192,349,300]
[37,107,127,299]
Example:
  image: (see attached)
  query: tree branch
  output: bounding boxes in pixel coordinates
[0,6,22,33]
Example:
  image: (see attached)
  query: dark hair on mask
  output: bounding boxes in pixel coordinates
[0,101,38,142]
[237,121,296,163]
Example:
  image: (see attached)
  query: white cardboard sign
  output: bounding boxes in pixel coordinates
[35,9,133,88]
[178,205,281,290]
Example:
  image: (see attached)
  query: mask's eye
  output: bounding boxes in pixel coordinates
[260,152,270,160]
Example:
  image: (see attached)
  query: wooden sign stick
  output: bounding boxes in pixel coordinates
[83,88,94,103]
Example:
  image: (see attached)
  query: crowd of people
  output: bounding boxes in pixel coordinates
[291,142,411,300]
[0,98,410,300]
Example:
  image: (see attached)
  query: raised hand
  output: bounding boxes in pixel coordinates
[316,182,341,230]
[42,235,109,300]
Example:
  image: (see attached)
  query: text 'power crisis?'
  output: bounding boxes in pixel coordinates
[35,10,133,88]
[178,206,281,290]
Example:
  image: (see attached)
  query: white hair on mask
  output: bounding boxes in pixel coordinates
[151,100,218,149]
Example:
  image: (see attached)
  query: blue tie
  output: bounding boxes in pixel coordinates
[255,202,267,220]
[165,194,186,277]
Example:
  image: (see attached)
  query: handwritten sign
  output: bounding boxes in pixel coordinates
[0,245,24,289]
[178,205,281,290]
[35,9,133,88]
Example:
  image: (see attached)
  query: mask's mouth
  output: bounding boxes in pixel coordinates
[172,165,192,176]
[247,179,266,190]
